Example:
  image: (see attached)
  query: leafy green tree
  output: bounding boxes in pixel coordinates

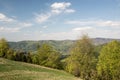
[37,43,62,69]
[0,38,9,57]
[65,35,97,79]
[14,51,27,61]
[97,40,120,80]
[65,56,80,77]
[37,43,53,65]
[31,54,39,64]
[45,51,62,69]
[26,52,32,63]
[5,49,14,60]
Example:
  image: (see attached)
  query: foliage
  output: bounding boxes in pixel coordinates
[65,35,97,79]
[5,49,15,60]
[8,38,120,54]
[0,38,63,70]
[31,54,39,64]
[1,37,120,80]
[97,40,120,80]
[14,51,26,61]
[37,43,53,65]
[45,51,62,69]
[36,43,62,69]
[0,38,9,57]
[26,52,32,63]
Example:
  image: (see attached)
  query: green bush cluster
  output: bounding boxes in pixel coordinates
[32,43,62,69]
[64,35,97,80]
[64,35,120,80]
[97,40,120,80]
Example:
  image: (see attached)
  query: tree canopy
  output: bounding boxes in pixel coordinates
[36,43,62,69]
[0,38,9,57]
[65,35,97,79]
[97,40,120,80]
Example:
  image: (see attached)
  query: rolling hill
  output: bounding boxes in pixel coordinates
[8,38,120,54]
[8,40,75,54]
[0,58,81,80]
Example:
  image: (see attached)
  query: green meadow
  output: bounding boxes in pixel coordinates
[0,58,81,80]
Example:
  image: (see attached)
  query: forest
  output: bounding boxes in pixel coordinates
[0,35,120,80]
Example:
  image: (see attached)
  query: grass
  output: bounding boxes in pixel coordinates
[0,58,81,80]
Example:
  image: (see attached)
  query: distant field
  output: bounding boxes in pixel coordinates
[0,58,81,80]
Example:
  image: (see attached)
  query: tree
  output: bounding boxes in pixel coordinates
[31,54,39,64]
[45,51,62,69]
[5,49,14,60]
[97,40,120,80]
[14,51,27,61]
[26,52,32,63]
[37,43,53,65]
[0,38,9,57]
[65,35,97,79]
[37,43,62,69]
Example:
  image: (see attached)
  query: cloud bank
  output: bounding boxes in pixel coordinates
[0,13,14,22]
[35,2,75,23]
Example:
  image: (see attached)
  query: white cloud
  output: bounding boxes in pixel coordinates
[51,9,62,14]
[2,27,120,41]
[37,31,79,40]
[0,21,33,33]
[35,13,51,23]
[21,22,33,27]
[64,9,75,13]
[35,2,75,23]
[66,20,98,25]
[73,27,92,31]
[42,26,48,28]
[29,27,94,40]
[66,20,82,24]
[0,13,34,33]
[96,20,120,27]
[51,2,71,10]
[87,28,120,39]
[0,27,20,33]
[0,13,14,22]
[64,20,120,39]
[66,20,120,27]
[51,2,75,14]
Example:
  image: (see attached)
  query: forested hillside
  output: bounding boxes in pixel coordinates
[8,38,120,54]
[8,40,75,54]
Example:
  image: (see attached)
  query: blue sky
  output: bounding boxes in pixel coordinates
[0,0,120,41]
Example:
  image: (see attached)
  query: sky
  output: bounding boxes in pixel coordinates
[0,0,120,41]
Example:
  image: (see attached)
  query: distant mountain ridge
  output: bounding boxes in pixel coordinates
[93,38,120,45]
[8,38,120,53]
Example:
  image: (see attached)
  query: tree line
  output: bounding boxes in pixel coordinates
[0,38,62,69]
[0,35,120,80]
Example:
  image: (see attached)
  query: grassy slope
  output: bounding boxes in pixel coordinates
[0,58,81,80]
